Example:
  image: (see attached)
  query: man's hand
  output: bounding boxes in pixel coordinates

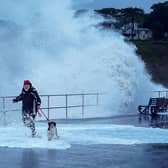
[37,105,40,111]
[12,99,17,103]
[38,111,42,117]
[37,106,42,117]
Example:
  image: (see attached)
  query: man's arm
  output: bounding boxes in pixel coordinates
[31,88,41,106]
[13,93,23,102]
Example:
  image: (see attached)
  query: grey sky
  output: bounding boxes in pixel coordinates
[72,0,167,12]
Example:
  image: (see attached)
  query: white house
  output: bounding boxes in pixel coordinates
[121,22,152,40]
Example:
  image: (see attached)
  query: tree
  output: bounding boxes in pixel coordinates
[95,8,120,17]
[120,7,145,23]
[144,1,168,40]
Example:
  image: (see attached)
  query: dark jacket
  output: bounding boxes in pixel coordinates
[14,86,41,113]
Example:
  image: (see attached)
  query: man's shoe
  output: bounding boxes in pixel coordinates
[32,130,36,137]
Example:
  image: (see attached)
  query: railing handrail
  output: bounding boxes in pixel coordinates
[153,90,168,93]
[0,92,104,99]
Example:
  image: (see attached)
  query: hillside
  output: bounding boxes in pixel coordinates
[132,40,168,88]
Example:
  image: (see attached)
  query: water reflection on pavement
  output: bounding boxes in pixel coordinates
[0,144,168,168]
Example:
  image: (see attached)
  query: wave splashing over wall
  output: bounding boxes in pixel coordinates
[0,0,162,117]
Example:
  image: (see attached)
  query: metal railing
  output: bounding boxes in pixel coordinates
[0,93,103,120]
[153,91,168,98]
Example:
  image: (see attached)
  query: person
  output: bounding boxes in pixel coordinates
[13,80,41,137]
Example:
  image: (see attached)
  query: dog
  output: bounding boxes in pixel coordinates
[47,121,59,141]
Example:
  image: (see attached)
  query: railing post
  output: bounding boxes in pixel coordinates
[65,94,68,119]
[96,93,99,105]
[3,97,5,111]
[82,94,84,118]
[2,97,6,125]
[158,91,161,98]
[47,96,50,119]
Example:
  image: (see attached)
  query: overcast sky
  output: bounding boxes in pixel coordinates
[72,0,167,12]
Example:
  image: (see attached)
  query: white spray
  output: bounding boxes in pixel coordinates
[0,0,163,118]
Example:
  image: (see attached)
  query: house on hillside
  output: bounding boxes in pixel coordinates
[121,22,152,40]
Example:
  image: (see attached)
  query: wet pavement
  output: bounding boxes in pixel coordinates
[0,115,168,168]
[54,114,168,128]
[0,144,168,168]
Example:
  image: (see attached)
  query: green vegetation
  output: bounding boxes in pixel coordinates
[144,2,168,40]
[96,7,145,28]
[133,40,168,87]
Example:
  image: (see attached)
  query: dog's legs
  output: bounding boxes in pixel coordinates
[48,131,52,141]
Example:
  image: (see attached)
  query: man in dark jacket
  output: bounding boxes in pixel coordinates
[13,80,41,137]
